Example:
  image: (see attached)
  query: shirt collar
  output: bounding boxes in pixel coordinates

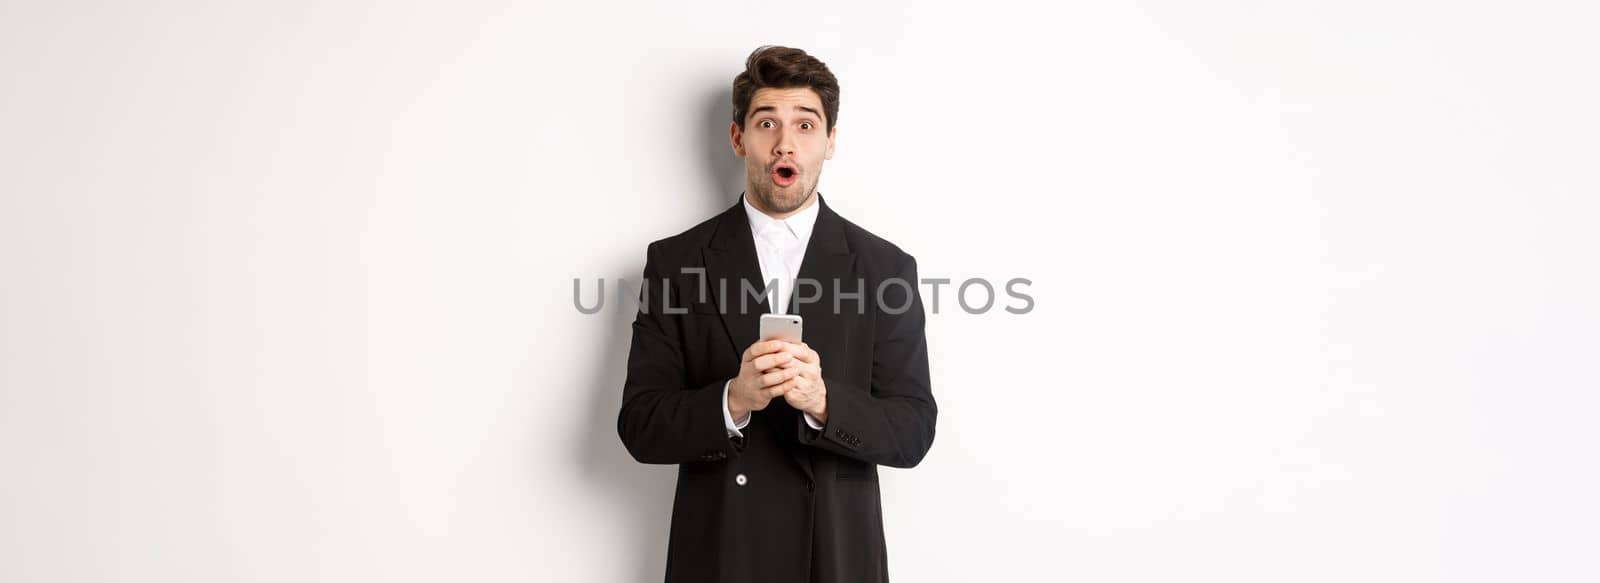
[742,192,820,245]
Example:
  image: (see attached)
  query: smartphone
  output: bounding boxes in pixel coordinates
[758,313,803,344]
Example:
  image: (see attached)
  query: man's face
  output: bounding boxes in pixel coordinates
[731,87,836,215]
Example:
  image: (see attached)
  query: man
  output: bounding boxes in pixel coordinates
[617,45,936,583]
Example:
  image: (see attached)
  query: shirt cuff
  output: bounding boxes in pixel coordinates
[722,380,750,438]
[803,412,824,431]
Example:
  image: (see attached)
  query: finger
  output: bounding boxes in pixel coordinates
[747,340,788,362]
[771,357,804,371]
[781,342,818,364]
[764,382,792,398]
[775,359,818,380]
[752,351,794,371]
[759,367,799,387]
[742,342,762,362]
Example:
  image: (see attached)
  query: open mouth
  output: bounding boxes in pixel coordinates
[771,164,798,187]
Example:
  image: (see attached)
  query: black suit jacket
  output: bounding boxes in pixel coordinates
[618,194,937,583]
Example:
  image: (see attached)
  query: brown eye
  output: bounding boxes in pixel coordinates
[801,122,812,130]
[760,120,774,129]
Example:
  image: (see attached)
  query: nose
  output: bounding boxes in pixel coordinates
[772,128,795,157]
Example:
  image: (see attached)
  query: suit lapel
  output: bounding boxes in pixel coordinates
[791,194,856,366]
[703,201,770,359]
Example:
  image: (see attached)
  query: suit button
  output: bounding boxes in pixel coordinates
[806,481,814,492]
[735,473,748,486]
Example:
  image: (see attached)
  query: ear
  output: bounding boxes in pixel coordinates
[824,126,836,160]
[729,121,746,157]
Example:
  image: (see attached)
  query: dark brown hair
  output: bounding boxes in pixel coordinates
[731,45,840,133]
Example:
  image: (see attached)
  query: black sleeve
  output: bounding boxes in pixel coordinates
[798,254,937,468]
[617,242,742,465]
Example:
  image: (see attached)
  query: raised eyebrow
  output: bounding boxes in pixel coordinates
[750,105,823,123]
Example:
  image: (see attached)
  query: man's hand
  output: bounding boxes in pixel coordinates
[775,342,828,424]
[728,340,801,422]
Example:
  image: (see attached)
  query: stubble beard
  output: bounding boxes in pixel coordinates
[749,172,819,215]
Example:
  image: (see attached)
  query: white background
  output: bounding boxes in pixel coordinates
[3,1,1598,581]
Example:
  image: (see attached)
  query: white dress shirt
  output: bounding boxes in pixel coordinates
[723,193,826,438]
